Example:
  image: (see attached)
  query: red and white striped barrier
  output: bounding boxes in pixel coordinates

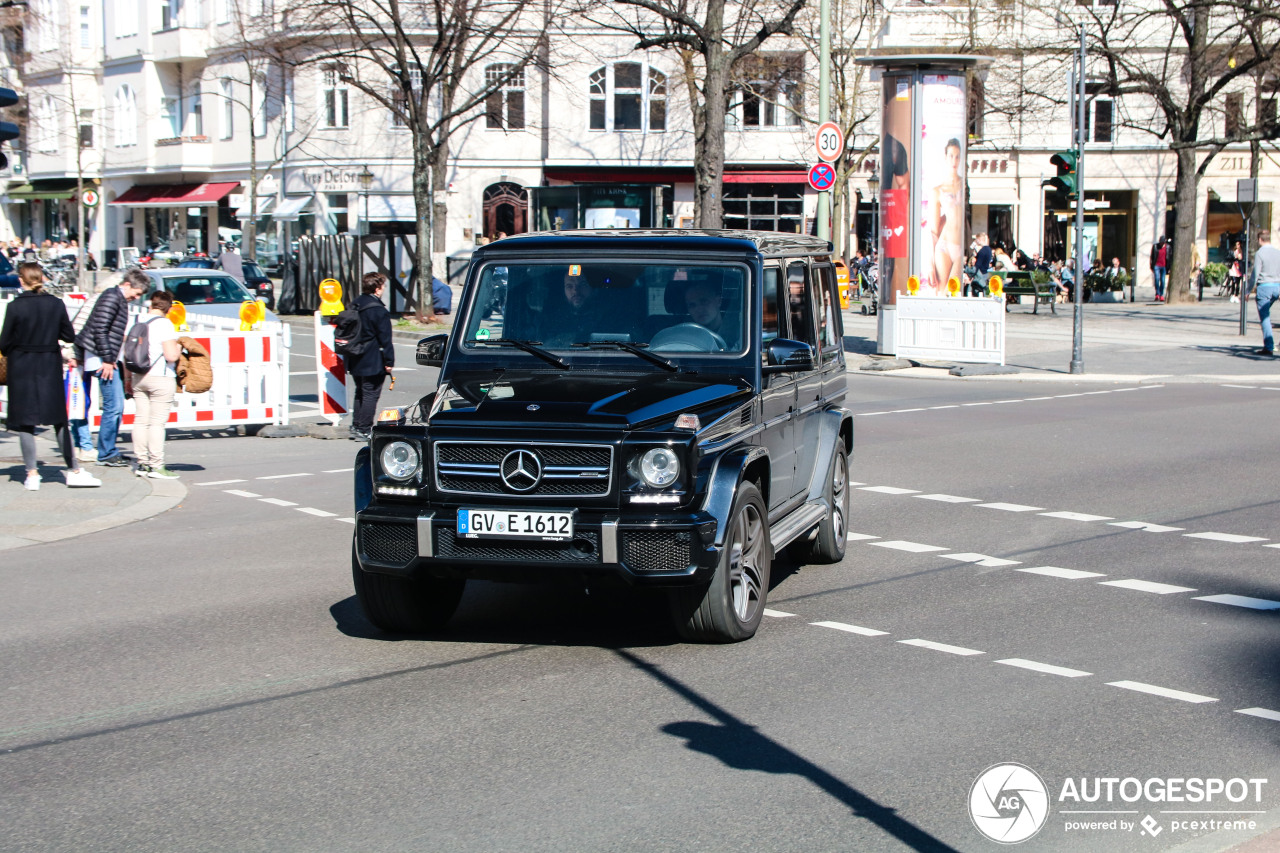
[314,311,348,426]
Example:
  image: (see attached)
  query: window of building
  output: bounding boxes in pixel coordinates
[1093,99,1113,142]
[391,64,422,128]
[79,108,93,148]
[284,70,295,132]
[485,64,525,130]
[252,74,267,137]
[723,183,804,233]
[1262,97,1278,133]
[79,5,91,48]
[1226,92,1243,136]
[161,96,181,138]
[588,62,666,132]
[968,75,985,141]
[34,95,58,153]
[220,78,234,139]
[33,0,56,52]
[324,67,349,128]
[113,84,137,146]
[116,0,136,36]
[160,0,176,30]
[735,54,802,129]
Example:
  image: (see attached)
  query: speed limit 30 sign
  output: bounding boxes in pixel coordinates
[815,121,844,163]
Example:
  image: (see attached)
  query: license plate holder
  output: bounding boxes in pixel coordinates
[457,508,575,541]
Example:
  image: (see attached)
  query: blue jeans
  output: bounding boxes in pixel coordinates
[95,367,125,461]
[69,368,92,451]
[1257,284,1280,353]
[1153,266,1166,297]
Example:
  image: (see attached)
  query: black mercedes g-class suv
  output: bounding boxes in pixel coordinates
[353,230,852,642]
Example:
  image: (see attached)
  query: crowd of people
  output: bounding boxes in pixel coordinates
[3,238,98,269]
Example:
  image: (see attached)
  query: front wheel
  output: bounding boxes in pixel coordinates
[352,545,465,634]
[669,482,771,643]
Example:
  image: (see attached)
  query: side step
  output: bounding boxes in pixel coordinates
[769,501,828,552]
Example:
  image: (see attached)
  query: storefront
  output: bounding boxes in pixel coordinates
[109,182,240,256]
[8,179,83,243]
[531,178,675,231]
[1044,189,1136,270]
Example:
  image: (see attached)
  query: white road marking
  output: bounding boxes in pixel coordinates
[1099,579,1196,595]
[1109,521,1185,532]
[928,405,960,410]
[1266,544,1280,550]
[1236,708,1280,722]
[1040,511,1115,522]
[1184,532,1269,544]
[976,502,1045,512]
[899,638,984,656]
[811,621,889,636]
[915,493,981,503]
[859,486,921,495]
[893,408,926,413]
[259,498,298,507]
[857,411,890,416]
[224,489,262,498]
[1024,396,1054,401]
[942,553,1022,567]
[1194,594,1280,610]
[1019,566,1106,580]
[994,399,1025,404]
[847,481,867,486]
[1054,393,1085,398]
[323,468,350,473]
[996,659,1092,678]
[337,517,355,524]
[297,507,338,517]
[870,540,950,553]
[847,533,880,541]
[197,479,246,486]
[1106,681,1217,704]
[762,609,795,618]
[1221,384,1260,389]
[961,402,993,406]
[257,472,313,480]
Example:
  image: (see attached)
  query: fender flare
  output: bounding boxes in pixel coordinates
[354,446,373,515]
[800,407,853,504]
[701,445,769,548]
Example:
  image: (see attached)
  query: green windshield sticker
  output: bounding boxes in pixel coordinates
[476,327,491,340]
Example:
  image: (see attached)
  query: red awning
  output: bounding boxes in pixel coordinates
[110,182,240,208]
[722,171,808,184]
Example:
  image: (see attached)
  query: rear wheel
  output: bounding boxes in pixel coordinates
[791,444,849,564]
[670,483,770,643]
[352,545,465,634]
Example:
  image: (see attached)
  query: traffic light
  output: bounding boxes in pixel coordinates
[1043,151,1078,197]
[0,87,18,171]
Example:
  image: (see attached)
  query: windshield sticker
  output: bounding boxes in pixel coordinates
[475,328,491,340]
[568,264,581,277]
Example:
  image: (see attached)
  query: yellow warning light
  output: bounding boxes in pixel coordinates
[319,278,344,316]
[907,275,920,296]
[947,276,961,296]
[168,301,187,329]
[988,275,1004,297]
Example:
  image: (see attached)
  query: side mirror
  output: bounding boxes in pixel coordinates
[417,333,448,367]
[763,338,815,373]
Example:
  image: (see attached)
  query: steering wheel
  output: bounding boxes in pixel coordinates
[650,322,728,353]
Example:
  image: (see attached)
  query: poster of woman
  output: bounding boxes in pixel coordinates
[919,75,967,294]
[880,75,913,305]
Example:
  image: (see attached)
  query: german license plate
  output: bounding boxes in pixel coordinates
[457,509,574,541]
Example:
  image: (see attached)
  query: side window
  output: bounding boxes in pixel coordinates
[786,261,816,347]
[762,266,781,350]
[815,264,840,362]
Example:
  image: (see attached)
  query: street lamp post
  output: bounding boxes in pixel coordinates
[357,165,374,238]
[867,173,879,259]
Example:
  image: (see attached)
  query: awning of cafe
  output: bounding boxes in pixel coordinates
[272,195,316,221]
[365,195,417,221]
[6,179,80,201]
[109,181,240,208]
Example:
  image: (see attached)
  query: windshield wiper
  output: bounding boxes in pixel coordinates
[572,340,681,372]
[471,338,569,369]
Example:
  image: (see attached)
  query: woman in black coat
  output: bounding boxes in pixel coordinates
[0,262,101,490]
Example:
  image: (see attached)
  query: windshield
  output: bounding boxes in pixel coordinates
[462,262,749,355]
[158,275,255,304]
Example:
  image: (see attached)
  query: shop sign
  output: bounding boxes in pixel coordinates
[296,168,368,191]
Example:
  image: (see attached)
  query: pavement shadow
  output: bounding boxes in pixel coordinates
[616,649,962,852]
[1187,344,1278,361]
[843,334,877,355]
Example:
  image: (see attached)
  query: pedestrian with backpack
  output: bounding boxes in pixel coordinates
[126,290,181,479]
[75,268,148,467]
[341,272,394,440]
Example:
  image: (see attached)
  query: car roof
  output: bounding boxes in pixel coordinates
[472,229,832,261]
[147,268,238,277]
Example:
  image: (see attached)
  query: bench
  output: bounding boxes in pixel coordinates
[999,271,1056,315]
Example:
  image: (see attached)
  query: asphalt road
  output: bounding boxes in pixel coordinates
[2,361,1279,852]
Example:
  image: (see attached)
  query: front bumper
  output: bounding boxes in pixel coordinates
[355,505,718,585]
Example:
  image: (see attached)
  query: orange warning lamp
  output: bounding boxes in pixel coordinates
[947,276,961,296]
[239,300,265,330]
[906,275,920,296]
[319,278,344,316]
[167,301,187,329]
[988,275,1004,297]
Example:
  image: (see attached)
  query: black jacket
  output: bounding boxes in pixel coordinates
[344,293,395,377]
[0,290,76,426]
[74,285,130,362]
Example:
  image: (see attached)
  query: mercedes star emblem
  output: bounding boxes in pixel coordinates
[527,404,540,411]
[500,449,543,492]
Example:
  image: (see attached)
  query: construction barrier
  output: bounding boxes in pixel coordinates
[314,311,348,425]
[895,294,1006,365]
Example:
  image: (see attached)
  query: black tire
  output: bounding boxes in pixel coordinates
[670,482,770,643]
[791,444,849,564]
[352,545,465,634]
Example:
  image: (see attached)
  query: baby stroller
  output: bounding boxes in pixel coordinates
[858,264,879,315]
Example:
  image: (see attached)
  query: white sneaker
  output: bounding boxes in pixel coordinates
[76,448,95,463]
[65,469,102,488]
[23,473,41,491]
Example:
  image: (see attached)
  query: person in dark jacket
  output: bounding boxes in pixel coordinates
[431,275,452,315]
[0,262,101,490]
[345,272,394,440]
[74,268,147,466]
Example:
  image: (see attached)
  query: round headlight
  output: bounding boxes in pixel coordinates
[380,441,420,480]
[639,447,680,488]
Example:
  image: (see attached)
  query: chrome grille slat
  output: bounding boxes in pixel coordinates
[435,441,614,498]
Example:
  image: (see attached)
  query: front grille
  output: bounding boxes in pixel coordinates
[622,531,693,573]
[435,527,600,563]
[435,441,613,498]
[359,521,417,565]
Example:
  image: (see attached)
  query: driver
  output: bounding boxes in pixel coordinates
[684,279,737,349]
[538,268,599,345]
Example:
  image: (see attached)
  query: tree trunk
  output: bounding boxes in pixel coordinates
[245,130,258,262]
[694,0,727,228]
[412,134,435,319]
[1166,145,1198,304]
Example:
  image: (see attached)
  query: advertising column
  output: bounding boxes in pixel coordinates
[918,75,967,295]
[880,75,913,309]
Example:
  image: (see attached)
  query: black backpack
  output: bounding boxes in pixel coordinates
[122,317,157,374]
[333,302,370,357]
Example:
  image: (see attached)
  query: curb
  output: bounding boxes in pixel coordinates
[0,475,187,552]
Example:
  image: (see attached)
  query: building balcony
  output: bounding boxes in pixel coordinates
[150,27,211,63]
[153,136,212,171]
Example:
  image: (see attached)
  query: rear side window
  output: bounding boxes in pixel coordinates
[786,261,815,347]
[762,266,781,346]
[815,265,840,362]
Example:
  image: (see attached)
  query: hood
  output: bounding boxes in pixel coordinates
[429,370,752,430]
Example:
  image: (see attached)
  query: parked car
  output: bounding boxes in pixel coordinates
[351,230,853,643]
[176,255,275,309]
[142,269,279,324]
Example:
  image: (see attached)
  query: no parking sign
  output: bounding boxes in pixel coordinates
[808,163,836,192]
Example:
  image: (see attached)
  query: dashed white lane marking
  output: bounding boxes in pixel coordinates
[961,402,993,406]
[899,638,984,656]
[1024,396,1054,401]
[915,493,980,503]
[996,659,1093,678]
[763,609,795,618]
[859,486,920,495]
[1237,707,1280,722]
[323,468,349,474]
[811,621,890,636]
[870,540,950,553]
[928,405,959,410]
[1109,521,1185,532]
[976,502,1045,512]
[847,533,880,541]
[1107,681,1218,704]
[257,472,313,480]
[259,498,298,507]
[224,489,262,498]
[1194,594,1280,611]
[1184,532,1270,544]
[337,518,355,524]
[297,507,338,518]
[1019,566,1106,580]
[942,553,1022,567]
[197,479,246,486]
[1099,579,1197,595]
[1266,544,1280,550]
[1040,511,1115,522]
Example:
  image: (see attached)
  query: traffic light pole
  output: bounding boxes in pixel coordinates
[1070,24,1085,375]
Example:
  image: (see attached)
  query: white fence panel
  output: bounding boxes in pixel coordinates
[894,295,1006,364]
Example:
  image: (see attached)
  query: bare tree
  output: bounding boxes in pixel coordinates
[588,0,807,227]
[292,0,551,316]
